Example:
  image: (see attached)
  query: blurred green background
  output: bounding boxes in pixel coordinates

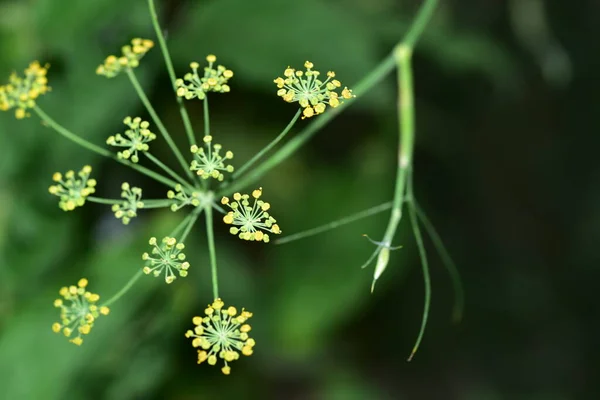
[0,0,596,399]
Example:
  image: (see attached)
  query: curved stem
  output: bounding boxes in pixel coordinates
[126,68,194,180]
[204,204,219,299]
[147,0,197,147]
[413,199,464,323]
[34,106,180,188]
[232,109,302,180]
[101,270,143,308]
[406,170,431,362]
[145,152,192,188]
[275,201,393,245]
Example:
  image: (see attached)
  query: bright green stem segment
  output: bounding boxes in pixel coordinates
[145,152,191,188]
[204,204,219,299]
[232,109,302,180]
[33,106,179,188]
[126,68,194,180]
[203,97,210,138]
[413,199,464,323]
[180,208,202,242]
[101,269,143,308]
[87,196,119,205]
[147,0,197,147]
[406,171,431,362]
[100,209,201,308]
[275,201,393,245]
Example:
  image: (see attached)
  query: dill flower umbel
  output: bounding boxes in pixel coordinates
[274,61,355,119]
[52,278,110,346]
[185,298,255,375]
[48,165,97,211]
[0,61,50,119]
[142,237,190,283]
[190,135,234,181]
[96,38,154,78]
[112,182,144,225]
[175,55,234,100]
[221,188,281,242]
[107,116,156,163]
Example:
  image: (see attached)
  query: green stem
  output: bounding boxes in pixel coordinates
[145,152,192,188]
[34,106,180,188]
[220,0,439,197]
[147,0,197,147]
[413,199,464,323]
[203,97,210,138]
[33,106,112,157]
[88,196,173,209]
[180,208,202,242]
[275,201,393,245]
[403,0,440,48]
[101,270,143,308]
[204,203,219,299]
[87,196,119,205]
[406,170,431,362]
[231,109,302,180]
[126,68,194,180]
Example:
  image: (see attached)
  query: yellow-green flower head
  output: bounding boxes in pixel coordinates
[185,298,255,375]
[175,55,234,101]
[142,236,190,284]
[189,135,234,181]
[221,188,281,242]
[167,184,202,212]
[111,182,144,225]
[48,165,96,211]
[107,116,156,163]
[0,61,50,119]
[52,278,110,346]
[274,61,355,119]
[96,38,154,78]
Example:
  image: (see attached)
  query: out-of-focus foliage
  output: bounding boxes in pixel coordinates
[0,0,597,399]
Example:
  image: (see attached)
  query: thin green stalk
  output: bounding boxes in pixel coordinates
[204,204,219,299]
[34,106,112,157]
[147,0,197,147]
[101,270,143,307]
[406,170,431,362]
[275,201,393,245]
[141,199,177,209]
[218,56,396,196]
[88,196,173,209]
[171,211,196,238]
[145,152,192,188]
[87,196,119,205]
[413,199,464,323]
[100,208,201,308]
[179,208,202,242]
[232,109,302,180]
[126,68,194,180]
[34,105,180,188]
[203,97,210,138]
